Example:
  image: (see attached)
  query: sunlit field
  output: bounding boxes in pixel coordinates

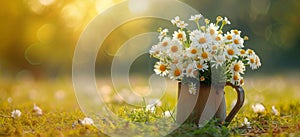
[0,75,299,136]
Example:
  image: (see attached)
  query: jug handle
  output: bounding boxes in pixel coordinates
[224,82,245,126]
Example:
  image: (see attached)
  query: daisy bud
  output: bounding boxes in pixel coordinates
[244,36,249,41]
[242,118,251,128]
[33,104,43,116]
[11,109,21,119]
[252,103,265,114]
[163,111,172,117]
[272,106,279,116]
[216,16,223,22]
[79,117,94,128]
[200,26,206,32]
[205,18,210,24]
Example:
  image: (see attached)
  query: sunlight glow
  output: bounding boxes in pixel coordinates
[128,0,149,14]
[39,0,56,6]
[61,4,83,28]
[95,0,115,14]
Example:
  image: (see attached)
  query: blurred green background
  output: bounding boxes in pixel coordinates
[0,0,299,80]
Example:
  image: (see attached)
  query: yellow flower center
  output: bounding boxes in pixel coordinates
[233,75,239,81]
[234,64,240,72]
[240,49,246,54]
[227,49,234,55]
[198,37,207,44]
[187,68,192,74]
[174,69,181,76]
[212,45,218,50]
[250,58,255,64]
[197,64,203,69]
[171,46,178,53]
[240,79,244,85]
[173,59,179,64]
[162,42,168,47]
[233,30,239,35]
[248,50,253,54]
[177,33,183,39]
[200,76,205,81]
[159,65,166,72]
[191,49,197,54]
[201,52,208,59]
[215,36,221,41]
[227,35,232,40]
[210,29,215,35]
[234,39,239,44]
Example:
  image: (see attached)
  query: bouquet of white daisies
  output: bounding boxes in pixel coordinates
[149,15,261,86]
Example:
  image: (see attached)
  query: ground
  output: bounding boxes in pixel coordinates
[0,75,299,136]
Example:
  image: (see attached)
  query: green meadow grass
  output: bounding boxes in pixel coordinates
[0,76,299,136]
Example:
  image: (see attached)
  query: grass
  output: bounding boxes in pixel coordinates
[0,75,300,136]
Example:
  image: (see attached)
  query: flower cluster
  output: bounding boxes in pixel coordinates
[149,14,261,86]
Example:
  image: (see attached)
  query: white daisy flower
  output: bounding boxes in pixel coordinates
[224,32,233,43]
[207,23,219,37]
[167,39,183,58]
[252,103,265,114]
[231,29,241,35]
[189,30,201,39]
[185,63,198,78]
[178,21,188,29]
[159,29,169,41]
[11,109,21,119]
[248,54,261,70]
[149,44,162,57]
[242,118,251,128]
[154,61,169,76]
[163,111,172,117]
[79,117,94,126]
[246,49,255,55]
[171,16,181,26]
[189,14,203,22]
[239,49,247,57]
[191,32,211,48]
[211,54,226,69]
[208,44,219,55]
[231,60,245,74]
[158,37,172,49]
[224,45,239,59]
[231,34,244,48]
[186,44,201,58]
[33,104,43,116]
[272,106,279,116]
[173,29,187,42]
[169,64,184,80]
[223,17,231,25]
[194,61,209,72]
[213,34,224,44]
[198,49,211,62]
[231,72,243,85]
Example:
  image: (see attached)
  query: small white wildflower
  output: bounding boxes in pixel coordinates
[171,16,181,25]
[79,117,94,126]
[146,105,156,113]
[252,103,265,114]
[189,14,202,22]
[272,106,279,116]
[242,118,251,128]
[11,109,21,119]
[7,97,13,103]
[163,111,172,117]
[33,104,43,116]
